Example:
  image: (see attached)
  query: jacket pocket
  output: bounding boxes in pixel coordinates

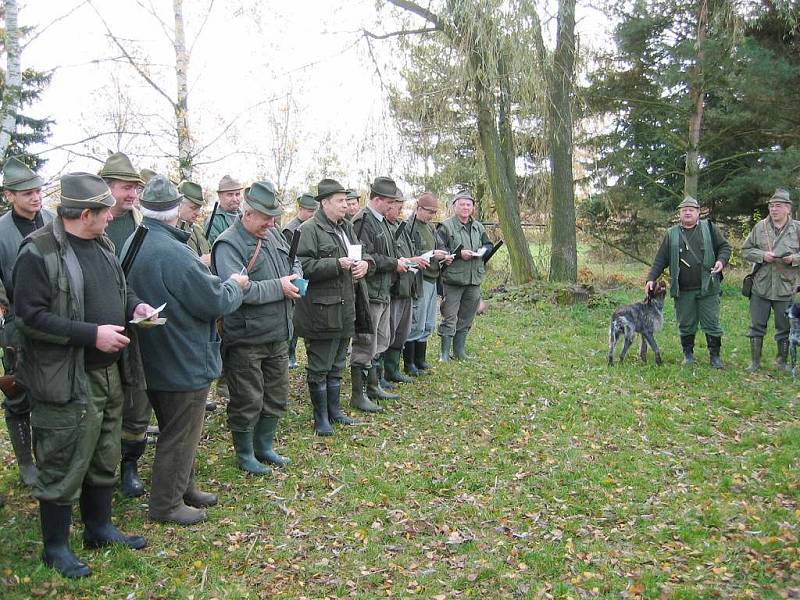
[311,295,343,332]
[31,401,83,483]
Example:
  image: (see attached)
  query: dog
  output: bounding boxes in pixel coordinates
[786,298,800,379]
[607,280,667,366]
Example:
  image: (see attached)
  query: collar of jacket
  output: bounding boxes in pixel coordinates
[52,215,116,255]
[142,216,191,243]
[312,208,346,234]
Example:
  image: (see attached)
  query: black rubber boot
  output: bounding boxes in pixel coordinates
[402,343,421,376]
[5,413,38,487]
[440,335,452,362]
[680,334,695,366]
[385,349,412,383]
[415,341,431,371]
[376,355,396,390]
[40,500,91,579]
[350,366,383,413]
[327,378,356,425]
[367,364,399,400]
[120,439,146,498]
[776,339,791,372]
[707,334,723,369]
[310,382,333,435]
[80,484,146,550]
[453,330,471,360]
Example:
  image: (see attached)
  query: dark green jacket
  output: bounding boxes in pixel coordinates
[387,220,416,299]
[205,209,238,245]
[437,216,493,286]
[14,217,145,405]
[352,206,397,303]
[178,220,211,257]
[0,208,54,312]
[212,219,301,346]
[409,216,440,282]
[294,209,373,340]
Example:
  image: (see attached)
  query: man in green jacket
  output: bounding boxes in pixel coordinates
[0,156,51,488]
[213,181,302,474]
[177,180,212,265]
[741,188,800,371]
[345,188,361,221]
[646,196,731,368]
[436,191,491,361]
[294,179,370,434]
[13,173,158,578]
[205,174,243,244]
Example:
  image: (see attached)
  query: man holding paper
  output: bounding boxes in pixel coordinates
[436,191,493,361]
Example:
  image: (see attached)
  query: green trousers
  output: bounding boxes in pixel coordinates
[748,293,790,341]
[304,337,350,386]
[121,385,152,440]
[31,364,123,505]
[226,341,289,432]
[674,289,723,337]
[439,283,481,337]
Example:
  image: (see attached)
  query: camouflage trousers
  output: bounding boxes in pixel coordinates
[31,363,123,505]
[226,341,289,432]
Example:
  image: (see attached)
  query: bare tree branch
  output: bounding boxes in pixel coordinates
[22,0,89,50]
[134,0,175,45]
[361,27,439,39]
[386,0,443,30]
[188,0,215,57]
[36,131,151,155]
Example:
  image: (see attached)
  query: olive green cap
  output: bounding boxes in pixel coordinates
[99,152,143,184]
[768,188,792,206]
[178,180,204,206]
[297,193,317,210]
[2,157,44,191]
[217,174,243,193]
[59,172,115,209]
[677,196,700,209]
[345,188,360,200]
[370,176,402,199]
[316,178,346,201]
[140,174,183,211]
[140,168,157,185]
[244,180,283,217]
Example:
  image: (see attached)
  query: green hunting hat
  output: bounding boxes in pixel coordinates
[217,174,243,193]
[140,174,183,211]
[345,188,360,200]
[244,180,283,216]
[59,172,115,209]
[1,156,44,191]
[768,188,792,205]
[316,178,346,201]
[297,193,317,210]
[140,168,157,185]
[99,152,142,184]
[677,196,700,209]
[370,176,402,199]
[452,190,475,205]
[178,180,204,206]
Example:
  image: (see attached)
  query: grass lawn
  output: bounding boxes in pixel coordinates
[1,279,799,598]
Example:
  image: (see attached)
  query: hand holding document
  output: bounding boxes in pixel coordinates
[130,303,167,328]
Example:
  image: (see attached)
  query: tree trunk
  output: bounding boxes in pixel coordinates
[685,0,708,200]
[547,0,578,283]
[173,0,192,179]
[0,0,22,157]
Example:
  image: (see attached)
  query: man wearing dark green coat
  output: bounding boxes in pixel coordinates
[14,173,156,578]
[0,156,52,488]
[212,181,302,474]
[646,196,731,368]
[294,179,370,435]
[205,174,243,244]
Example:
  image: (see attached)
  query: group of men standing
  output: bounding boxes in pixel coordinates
[0,154,493,579]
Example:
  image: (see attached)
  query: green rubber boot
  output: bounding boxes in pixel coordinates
[453,330,471,360]
[253,416,291,467]
[231,431,271,475]
[384,349,412,383]
[440,335,452,362]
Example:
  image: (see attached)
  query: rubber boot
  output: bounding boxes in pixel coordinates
[80,484,146,550]
[205,399,217,412]
[385,349,412,383]
[374,354,395,390]
[5,413,38,487]
[183,465,217,508]
[310,382,333,435]
[120,438,146,498]
[680,334,695,366]
[776,339,791,372]
[231,431,271,475]
[415,341,431,371]
[367,364,399,400]
[453,330,471,360]
[327,378,356,425]
[746,337,763,372]
[40,500,91,579]
[350,366,383,413]
[440,335,452,362]
[707,334,723,369]
[254,416,291,466]
[402,343,421,377]
[288,336,298,369]
[150,502,207,525]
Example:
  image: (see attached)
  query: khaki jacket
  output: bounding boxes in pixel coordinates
[742,218,800,300]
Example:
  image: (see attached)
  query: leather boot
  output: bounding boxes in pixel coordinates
[254,416,291,466]
[415,340,431,371]
[402,343,421,377]
[776,339,791,372]
[367,364,399,400]
[310,382,333,435]
[80,484,146,550]
[5,413,38,487]
[120,438,146,498]
[440,335,452,362]
[707,334,723,369]
[288,336,298,369]
[40,500,91,578]
[231,431,271,475]
[746,337,763,372]
[350,366,383,413]
[150,502,207,525]
[453,330,471,360]
[385,349,412,383]
[183,466,217,508]
[680,334,695,366]
[327,378,356,425]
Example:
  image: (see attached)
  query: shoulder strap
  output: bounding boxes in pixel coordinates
[245,239,263,273]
